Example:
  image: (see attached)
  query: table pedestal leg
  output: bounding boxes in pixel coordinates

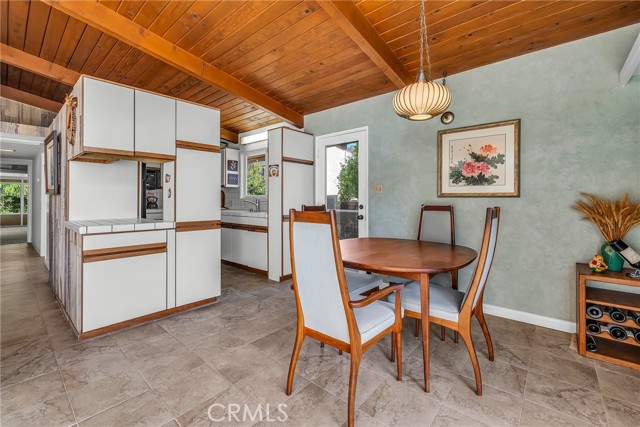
[419,273,430,393]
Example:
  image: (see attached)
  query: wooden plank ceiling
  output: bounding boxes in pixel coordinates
[1,1,639,134]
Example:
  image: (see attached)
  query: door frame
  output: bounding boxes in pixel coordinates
[315,126,369,238]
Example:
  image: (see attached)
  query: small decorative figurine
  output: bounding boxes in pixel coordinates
[589,254,608,273]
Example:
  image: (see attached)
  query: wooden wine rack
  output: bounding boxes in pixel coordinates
[577,263,640,370]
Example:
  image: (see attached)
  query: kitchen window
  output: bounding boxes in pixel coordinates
[244,153,266,197]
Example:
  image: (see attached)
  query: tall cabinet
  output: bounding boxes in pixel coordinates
[175,101,221,306]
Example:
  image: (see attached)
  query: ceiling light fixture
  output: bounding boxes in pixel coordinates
[0,148,16,153]
[392,0,451,121]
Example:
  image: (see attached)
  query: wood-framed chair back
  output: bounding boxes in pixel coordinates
[417,204,455,244]
[288,209,359,346]
[459,207,500,316]
[301,204,326,212]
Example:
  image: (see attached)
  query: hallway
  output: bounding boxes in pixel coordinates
[0,227,28,245]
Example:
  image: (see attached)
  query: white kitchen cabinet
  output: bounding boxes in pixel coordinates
[135,90,176,157]
[176,229,221,306]
[176,101,219,146]
[176,148,220,222]
[235,229,268,271]
[83,77,134,153]
[221,227,233,261]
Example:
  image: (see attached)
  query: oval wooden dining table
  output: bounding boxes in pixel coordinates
[340,238,477,393]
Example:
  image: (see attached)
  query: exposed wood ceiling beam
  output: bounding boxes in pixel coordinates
[0,85,62,112]
[220,127,239,144]
[41,0,304,128]
[316,0,414,88]
[0,43,81,86]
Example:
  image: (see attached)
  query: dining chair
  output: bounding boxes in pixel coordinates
[389,207,500,396]
[301,204,326,212]
[287,209,404,427]
[389,205,458,341]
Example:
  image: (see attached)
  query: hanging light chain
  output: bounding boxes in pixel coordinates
[419,0,433,81]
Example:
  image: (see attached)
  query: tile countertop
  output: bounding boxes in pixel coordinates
[221,209,267,218]
[65,218,175,235]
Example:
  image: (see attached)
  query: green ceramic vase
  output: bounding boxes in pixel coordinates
[601,243,624,272]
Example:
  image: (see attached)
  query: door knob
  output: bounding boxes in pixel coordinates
[357,215,364,220]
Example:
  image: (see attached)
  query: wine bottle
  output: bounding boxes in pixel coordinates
[587,320,602,334]
[607,324,629,341]
[586,335,598,352]
[609,307,627,323]
[633,329,640,345]
[586,304,603,319]
[630,310,640,327]
[608,239,640,268]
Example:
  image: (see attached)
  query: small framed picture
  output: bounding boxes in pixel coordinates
[438,119,520,197]
[227,173,238,186]
[227,160,238,172]
[44,130,59,195]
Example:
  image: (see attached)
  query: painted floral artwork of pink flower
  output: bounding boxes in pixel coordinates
[450,144,505,186]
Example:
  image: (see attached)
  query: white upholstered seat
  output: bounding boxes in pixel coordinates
[354,301,401,343]
[388,282,463,322]
[345,269,383,297]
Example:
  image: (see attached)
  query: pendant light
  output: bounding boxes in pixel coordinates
[392,0,451,120]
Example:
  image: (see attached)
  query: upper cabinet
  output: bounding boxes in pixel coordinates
[83,77,134,155]
[135,90,176,159]
[176,101,219,146]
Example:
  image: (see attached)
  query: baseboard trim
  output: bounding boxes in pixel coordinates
[483,304,576,333]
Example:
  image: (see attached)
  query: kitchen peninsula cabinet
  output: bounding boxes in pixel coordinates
[134,90,176,159]
[221,215,268,274]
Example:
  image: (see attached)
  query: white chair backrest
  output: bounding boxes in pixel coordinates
[419,209,454,244]
[291,220,350,344]
[462,211,499,310]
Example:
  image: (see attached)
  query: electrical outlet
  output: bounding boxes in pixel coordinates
[374,184,383,193]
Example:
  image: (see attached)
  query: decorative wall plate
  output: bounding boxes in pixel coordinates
[441,111,455,125]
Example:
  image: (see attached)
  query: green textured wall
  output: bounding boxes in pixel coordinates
[305,25,640,323]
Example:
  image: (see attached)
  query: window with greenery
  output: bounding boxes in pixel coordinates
[0,183,28,214]
[246,154,266,196]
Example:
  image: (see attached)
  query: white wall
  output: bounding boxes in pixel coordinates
[30,147,45,256]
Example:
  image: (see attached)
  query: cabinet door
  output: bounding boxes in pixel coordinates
[176,229,221,306]
[83,77,134,153]
[176,101,219,146]
[176,148,220,222]
[83,253,167,332]
[221,227,233,261]
[233,229,268,271]
[135,90,176,157]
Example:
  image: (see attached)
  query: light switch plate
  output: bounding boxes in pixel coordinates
[374,184,383,193]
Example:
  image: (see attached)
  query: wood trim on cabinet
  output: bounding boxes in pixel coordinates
[83,242,167,263]
[221,260,268,276]
[79,297,218,340]
[134,151,176,162]
[82,146,135,157]
[279,274,292,282]
[221,222,267,233]
[176,140,221,153]
[176,220,221,232]
[282,156,314,166]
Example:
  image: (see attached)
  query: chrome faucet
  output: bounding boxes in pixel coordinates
[243,198,259,212]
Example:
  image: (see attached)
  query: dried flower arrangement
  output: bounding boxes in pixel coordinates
[573,193,640,241]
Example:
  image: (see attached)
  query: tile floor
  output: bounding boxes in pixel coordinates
[2,242,640,427]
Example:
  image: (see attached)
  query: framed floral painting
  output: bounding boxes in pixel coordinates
[438,119,520,197]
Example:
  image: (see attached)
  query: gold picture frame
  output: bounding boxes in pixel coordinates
[438,119,520,197]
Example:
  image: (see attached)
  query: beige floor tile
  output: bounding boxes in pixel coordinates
[430,405,489,427]
[524,371,606,427]
[1,335,58,388]
[60,349,132,389]
[474,315,535,348]
[443,375,523,427]
[110,322,168,348]
[78,391,172,427]
[235,362,309,407]
[596,367,640,405]
[360,377,440,427]
[67,367,150,421]
[283,339,345,382]
[176,386,258,427]
[603,395,640,427]
[519,399,593,427]
[54,335,120,366]
[154,363,232,416]
[313,359,386,408]
[459,357,528,397]
[250,323,297,361]
[529,349,599,390]
[531,327,590,366]
[595,360,640,379]
[204,343,275,384]
[1,371,75,427]
[476,339,532,370]
[0,315,47,347]
[134,347,206,388]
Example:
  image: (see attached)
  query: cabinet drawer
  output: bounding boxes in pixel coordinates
[83,230,167,251]
[83,252,167,332]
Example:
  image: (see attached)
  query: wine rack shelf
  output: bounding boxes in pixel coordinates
[577,263,640,371]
